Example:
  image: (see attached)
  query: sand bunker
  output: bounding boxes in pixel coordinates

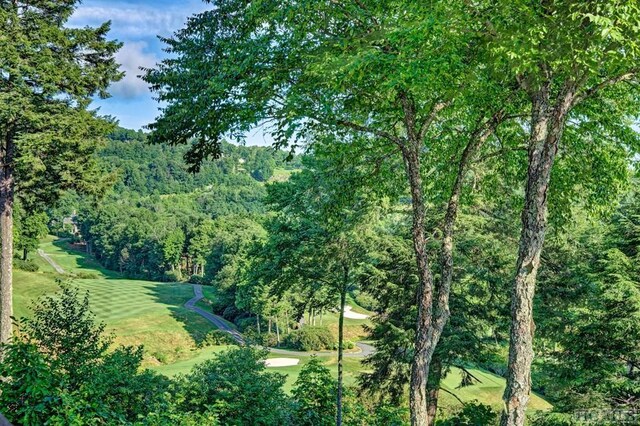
[265,358,300,367]
[343,306,370,320]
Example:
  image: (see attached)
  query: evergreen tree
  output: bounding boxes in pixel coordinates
[0,0,122,342]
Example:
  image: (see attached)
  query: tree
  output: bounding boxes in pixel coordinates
[481,2,640,423]
[14,204,48,260]
[162,227,185,274]
[178,347,289,425]
[143,4,517,424]
[0,1,122,343]
[0,286,171,425]
[254,152,379,424]
[292,357,337,426]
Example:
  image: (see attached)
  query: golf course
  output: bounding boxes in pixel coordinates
[14,236,552,412]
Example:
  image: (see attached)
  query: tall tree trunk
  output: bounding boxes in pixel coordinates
[336,281,347,426]
[426,356,443,425]
[275,316,280,345]
[0,132,15,344]
[257,313,261,335]
[501,82,574,426]
[400,94,502,426]
[403,144,437,426]
[22,248,27,261]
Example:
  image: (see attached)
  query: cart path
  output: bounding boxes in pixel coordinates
[184,284,245,344]
[185,284,374,357]
[37,249,65,274]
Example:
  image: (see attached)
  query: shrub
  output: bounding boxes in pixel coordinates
[352,290,378,312]
[163,269,182,282]
[285,327,335,351]
[73,271,99,279]
[436,401,498,426]
[292,357,336,426]
[529,412,580,426]
[188,274,206,284]
[178,347,290,425]
[0,287,172,425]
[198,329,238,347]
[14,258,39,272]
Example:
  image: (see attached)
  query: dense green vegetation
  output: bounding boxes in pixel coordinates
[2,1,640,425]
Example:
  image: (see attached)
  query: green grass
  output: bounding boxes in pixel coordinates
[268,168,295,183]
[16,237,551,413]
[15,238,216,366]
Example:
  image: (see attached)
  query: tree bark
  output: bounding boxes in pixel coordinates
[501,82,574,426]
[336,281,347,426]
[426,356,443,425]
[0,131,15,344]
[403,143,437,426]
[404,114,499,426]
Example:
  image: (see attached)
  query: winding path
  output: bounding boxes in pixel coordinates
[184,284,374,358]
[184,284,245,344]
[37,249,65,274]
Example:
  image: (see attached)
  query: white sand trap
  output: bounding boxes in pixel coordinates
[343,305,370,319]
[265,358,300,367]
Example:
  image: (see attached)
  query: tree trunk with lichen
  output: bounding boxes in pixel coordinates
[501,82,574,426]
[0,131,14,345]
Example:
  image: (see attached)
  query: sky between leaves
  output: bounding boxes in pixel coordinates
[70,0,271,145]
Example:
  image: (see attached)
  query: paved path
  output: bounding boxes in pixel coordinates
[185,285,245,344]
[37,249,65,274]
[185,285,374,358]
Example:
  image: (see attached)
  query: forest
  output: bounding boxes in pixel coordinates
[1,1,640,426]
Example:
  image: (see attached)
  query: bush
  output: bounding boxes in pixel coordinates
[292,357,336,426]
[163,269,182,282]
[436,401,498,426]
[188,274,206,284]
[222,305,240,321]
[179,347,290,425]
[198,329,238,347]
[14,258,39,272]
[0,287,172,425]
[235,316,257,332]
[73,271,99,279]
[529,412,580,426]
[352,290,379,312]
[285,327,335,351]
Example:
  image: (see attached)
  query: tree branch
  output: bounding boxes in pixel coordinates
[572,70,638,107]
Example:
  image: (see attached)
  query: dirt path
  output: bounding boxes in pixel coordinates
[185,284,374,358]
[37,249,65,274]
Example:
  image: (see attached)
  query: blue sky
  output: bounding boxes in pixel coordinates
[69,0,207,131]
[70,0,271,146]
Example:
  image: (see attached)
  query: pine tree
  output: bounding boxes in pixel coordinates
[0,1,122,343]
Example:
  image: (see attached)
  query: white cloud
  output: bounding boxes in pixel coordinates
[110,41,158,99]
[69,2,208,38]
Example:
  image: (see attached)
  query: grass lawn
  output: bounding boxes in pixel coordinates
[16,237,551,414]
[15,237,215,366]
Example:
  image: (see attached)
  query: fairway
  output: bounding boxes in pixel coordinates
[15,237,215,366]
[16,237,551,414]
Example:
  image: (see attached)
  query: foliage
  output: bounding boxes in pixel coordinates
[0,286,171,425]
[198,329,238,347]
[13,258,39,272]
[292,357,337,426]
[285,327,336,352]
[436,402,498,426]
[178,347,290,425]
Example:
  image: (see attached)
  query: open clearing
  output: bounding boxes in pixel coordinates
[14,236,552,412]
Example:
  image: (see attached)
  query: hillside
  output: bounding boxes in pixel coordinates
[15,236,552,416]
